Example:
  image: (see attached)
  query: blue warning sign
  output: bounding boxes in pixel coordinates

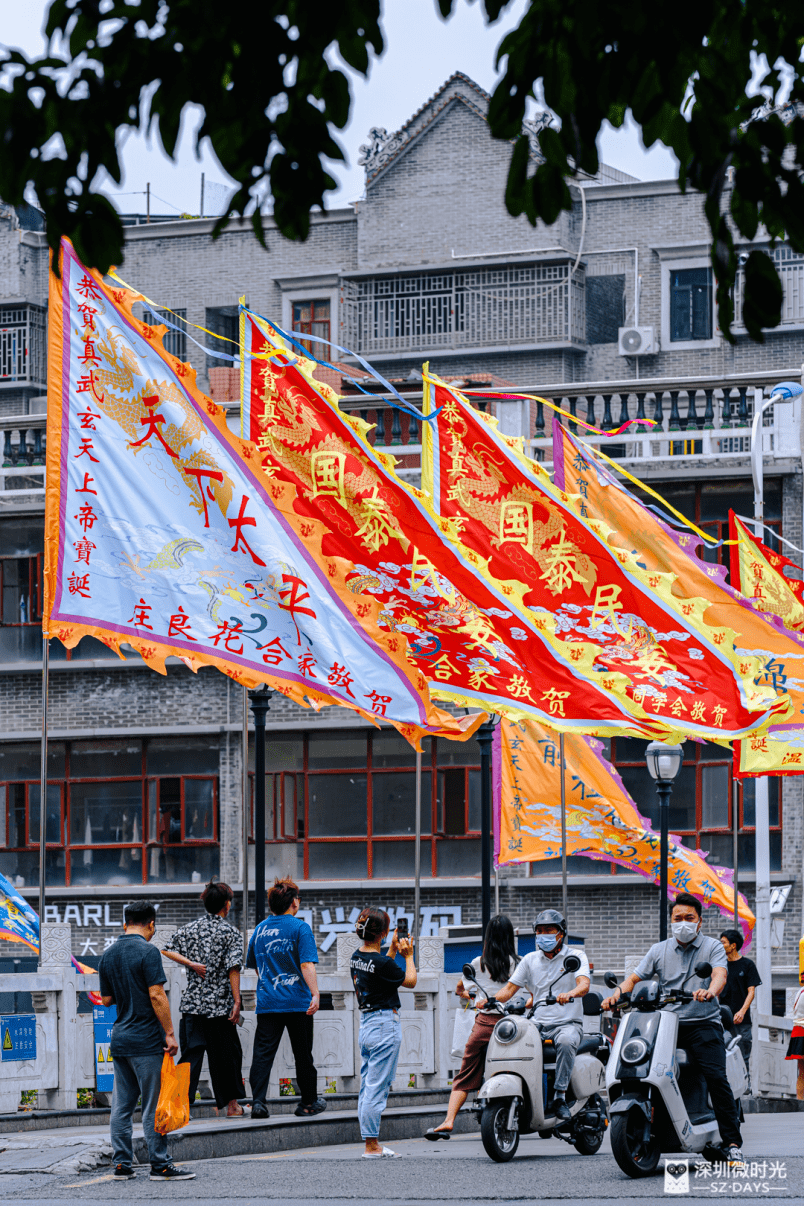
[93,1003,116,1091]
[1,1014,36,1062]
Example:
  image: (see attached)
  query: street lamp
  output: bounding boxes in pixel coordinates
[645,741,684,941]
[476,713,502,937]
[249,685,272,925]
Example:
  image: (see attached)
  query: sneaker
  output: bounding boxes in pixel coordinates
[551,1098,571,1121]
[113,1165,136,1180]
[724,1146,745,1168]
[149,1165,197,1181]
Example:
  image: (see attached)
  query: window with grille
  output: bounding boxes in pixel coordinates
[341,263,585,355]
[734,245,804,328]
[0,305,46,384]
[142,307,187,361]
[292,300,331,355]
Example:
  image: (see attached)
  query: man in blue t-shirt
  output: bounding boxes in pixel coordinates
[246,876,326,1118]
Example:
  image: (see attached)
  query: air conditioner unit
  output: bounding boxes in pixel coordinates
[618,326,657,356]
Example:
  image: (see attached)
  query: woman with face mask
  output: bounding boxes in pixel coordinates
[425,914,522,1139]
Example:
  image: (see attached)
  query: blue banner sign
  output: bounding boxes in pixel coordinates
[93,1003,116,1092]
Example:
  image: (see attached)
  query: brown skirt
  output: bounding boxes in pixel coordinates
[452,1011,499,1093]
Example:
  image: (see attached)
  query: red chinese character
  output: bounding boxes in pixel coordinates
[278,574,316,644]
[75,472,98,494]
[77,409,102,430]
[74,503,98,533]
[298,653,317,677]
[168,606,196,641]
[327,663,356,698]
[73,538,96,565]
[67,573,91,598]
[76,373,101,395]
[76,303,97,331]
[74,438,99,462]
[228,494,267,566]
[129,395,179,459]
[209,618,244,654]
[183,466,225,527]
[364,689,392,717]
[78,341,101,367]
[256,636,292,666]
[128,598,154,629]
[76,274,102,300]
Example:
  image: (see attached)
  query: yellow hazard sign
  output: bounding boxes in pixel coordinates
[2,1028,11,1051]
[97,1046,105,1064]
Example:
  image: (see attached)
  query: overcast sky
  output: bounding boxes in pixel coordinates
[2,0,678,216]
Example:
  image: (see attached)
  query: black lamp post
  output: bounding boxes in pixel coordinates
[476,714,501,938]
[249,686,272,925]
[645,740,684,941]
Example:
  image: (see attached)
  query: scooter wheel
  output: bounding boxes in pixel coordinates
[610,1111,661,1177]
[480,1101,520,1163]
[574,1129,605,1155]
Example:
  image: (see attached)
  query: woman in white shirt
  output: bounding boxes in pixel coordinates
[425,914,520,1139]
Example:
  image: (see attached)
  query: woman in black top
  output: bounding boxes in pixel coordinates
[350,907,416,1158]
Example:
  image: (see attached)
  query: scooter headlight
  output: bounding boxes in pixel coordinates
[620,1038,648,1064]
[494,1018,518,1043]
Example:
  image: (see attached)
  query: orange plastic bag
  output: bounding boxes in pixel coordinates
[154,1054,191,1134]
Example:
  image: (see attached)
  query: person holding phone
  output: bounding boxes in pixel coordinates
[350,908,417,1158]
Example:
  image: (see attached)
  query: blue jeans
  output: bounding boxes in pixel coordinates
[358,1010,402,1140]
[110,1052,170,1169]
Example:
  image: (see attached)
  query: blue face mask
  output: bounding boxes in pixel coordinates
[536,934,559,952]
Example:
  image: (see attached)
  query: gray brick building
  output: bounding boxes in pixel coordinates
[0,74,801,998]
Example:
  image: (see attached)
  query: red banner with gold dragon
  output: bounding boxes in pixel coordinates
[421,373,788,743]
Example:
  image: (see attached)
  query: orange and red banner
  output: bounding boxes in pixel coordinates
[44,240,478,746]
[422,373,787,742]
[552,420,804,777]
[240,313,680,735]
[494,718,755,944]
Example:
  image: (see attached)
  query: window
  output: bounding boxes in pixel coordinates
[0,554,42,662]
[0,737,220,887]
[734,245,804,328]
[670,267,713,342]
[142,307,187,360]
[248,729,485,879]
[611,737,782,873]
[205,307,239,368]
[586,275,625,344]
[0,305,46,384]
[292,300,331,354]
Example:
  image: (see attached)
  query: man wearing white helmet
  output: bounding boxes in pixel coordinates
[494,909,590,1121]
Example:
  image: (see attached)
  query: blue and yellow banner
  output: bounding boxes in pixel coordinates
[0,871,39,952]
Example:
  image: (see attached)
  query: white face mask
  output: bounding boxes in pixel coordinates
[671,920,699,944]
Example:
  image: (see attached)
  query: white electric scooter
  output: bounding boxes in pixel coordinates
[604,962,749,1177]
[465,954,610,1163]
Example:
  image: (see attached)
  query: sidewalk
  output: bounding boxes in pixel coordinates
[0,1090,469,1175]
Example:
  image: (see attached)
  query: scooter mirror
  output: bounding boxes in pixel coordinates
[694,961,712,979]
[603,971,619,989]
[462,963,477,981]
[563,953,581,974]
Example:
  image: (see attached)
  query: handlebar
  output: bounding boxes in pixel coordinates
[605,989,699,1014]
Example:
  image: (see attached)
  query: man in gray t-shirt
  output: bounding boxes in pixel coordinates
[98,902,195,1183]
[602,893,742,1163]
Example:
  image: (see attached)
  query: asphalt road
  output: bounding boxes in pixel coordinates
[2,1114,802,1206]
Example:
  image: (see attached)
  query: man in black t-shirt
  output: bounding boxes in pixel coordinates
[720,929,762,1091]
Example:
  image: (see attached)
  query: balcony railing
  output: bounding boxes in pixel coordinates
[2,370,800,502]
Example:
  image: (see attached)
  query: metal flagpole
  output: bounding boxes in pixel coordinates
[559,732,568,926]
[38,636,50,964]
[733,778,740,930]
[413,749,422,967]
[241,684,249,950]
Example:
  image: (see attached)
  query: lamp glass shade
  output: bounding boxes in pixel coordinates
[645,741,684,782]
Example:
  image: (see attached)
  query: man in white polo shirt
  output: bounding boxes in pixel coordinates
[494,908,590,1120]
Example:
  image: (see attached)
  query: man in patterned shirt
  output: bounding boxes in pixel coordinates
[162,881,245,1117]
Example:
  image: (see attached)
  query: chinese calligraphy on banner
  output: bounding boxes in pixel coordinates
[552,420,804,778]
[241,312,673,736]
[422,373,787,743]
[43,240,477,746]
[729,512,804,632]
[493,718,755,944]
